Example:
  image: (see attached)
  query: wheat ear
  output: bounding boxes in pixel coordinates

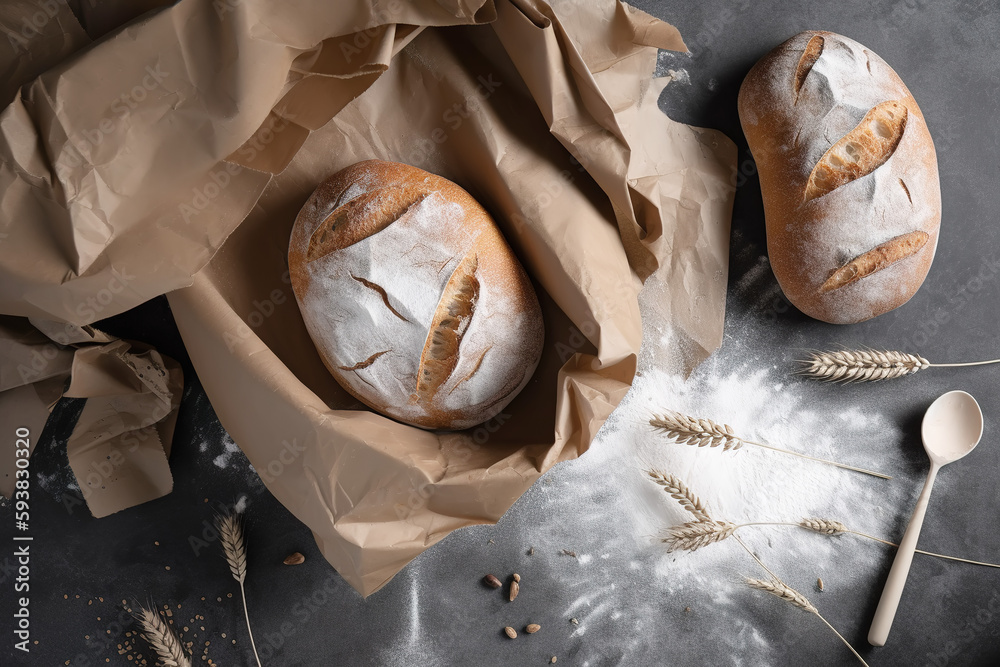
[796,518,1000,568]
[746,579,869,667]
[217,511,262,667]
[799,348,1000,383]
[649,411,890,480]
[134,604,191,667]
[646,470,711,521]
[799,518,849,535]
[663,521,737,552]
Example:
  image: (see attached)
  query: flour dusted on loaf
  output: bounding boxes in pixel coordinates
[289,160,544,430]
[738,31,941,324]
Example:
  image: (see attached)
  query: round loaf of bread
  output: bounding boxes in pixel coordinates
[738,31,941,324]
[288,160,544,430]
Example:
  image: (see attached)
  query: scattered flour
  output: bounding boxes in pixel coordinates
[666,68,691,86]
[373,256,923,666]
[211,433,242,469]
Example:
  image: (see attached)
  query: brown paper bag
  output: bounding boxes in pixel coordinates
[0,0,735,595]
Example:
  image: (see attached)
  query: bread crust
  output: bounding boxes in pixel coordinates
[738,31,941,324]
[289,160,544,430]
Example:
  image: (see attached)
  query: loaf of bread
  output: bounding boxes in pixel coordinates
[288,160,544,430]
[738,31,941,324]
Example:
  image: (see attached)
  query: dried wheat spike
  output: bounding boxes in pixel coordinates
[663,521,737,552]
[646,470,711,521]
[800,518,849,535]
[134,604,191,667]
[649,411,742,451]
[799,349,929,383]
[746,578,818,614]
[216,512,247,584]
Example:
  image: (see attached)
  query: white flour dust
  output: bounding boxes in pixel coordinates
[465,265,918,666]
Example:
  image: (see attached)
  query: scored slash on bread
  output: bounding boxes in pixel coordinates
[414,252,480,405]
[804,100,908,201]
[820,231,930,293]
[306,184,428,262]
[793,34,824,99]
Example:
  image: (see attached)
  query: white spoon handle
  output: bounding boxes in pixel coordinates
[868,464,940,646]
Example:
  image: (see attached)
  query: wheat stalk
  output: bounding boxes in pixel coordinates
[796,518,1000,568]
[745,578,869,667]
[661,514,1000,568]
[646,470,711,521]
[217,511,262,667]
[649,410,890,480]
[663,521,737,552]
[799,348,1000,383]
[739,518,1000,568]
[133,604,191,667]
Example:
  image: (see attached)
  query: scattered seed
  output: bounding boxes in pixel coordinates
[550,657,557,664]
[283,552,305,565]
[513,573,521,583]
[817,577,825,592]
[484,574,502,589]
[561,549,577,558]
[526,623,540,634]
[684,606,691,613]
[528,547,535,556]
[570,618,579,625]
[504,626,517,639]
[509,581,520,602]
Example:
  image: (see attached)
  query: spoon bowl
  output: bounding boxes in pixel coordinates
[921,390,984,465]
[869,390,984,647]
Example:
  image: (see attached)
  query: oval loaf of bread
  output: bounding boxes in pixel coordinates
[288,160,544,430]
[738,31,941,324]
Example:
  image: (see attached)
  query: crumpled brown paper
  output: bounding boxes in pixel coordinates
[63,339,184,517]
[0,315,184,514]
[0,0,736,595]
